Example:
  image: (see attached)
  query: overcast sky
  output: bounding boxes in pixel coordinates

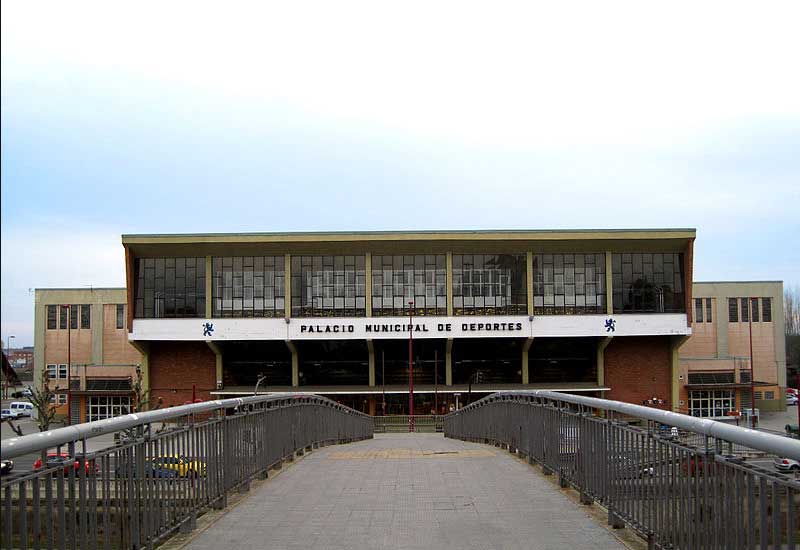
[2,2,799,346]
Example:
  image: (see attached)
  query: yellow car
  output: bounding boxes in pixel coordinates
[152,455,206,478]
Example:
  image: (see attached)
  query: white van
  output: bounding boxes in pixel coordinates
[9,402,34,417]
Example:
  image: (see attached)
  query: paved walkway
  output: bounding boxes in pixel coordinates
[186,434,628,550]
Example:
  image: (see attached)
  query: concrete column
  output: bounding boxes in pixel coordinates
[715,296,729,358]
[526,252,534,316]
[205,255,213,318]
[522,337,533,384]
[286,340,299,387]
[91,302,104,365]
[597,336,613,388]
[367,339,375,386]
[284,254,292,319]
[446,252,454,316]
[206,341,223,390]
[605,252,613,315]
[129,341,150,398]
[670,335,690,413]
[33,297,46,392]
[446,338,453,385]
[365,252,372,316]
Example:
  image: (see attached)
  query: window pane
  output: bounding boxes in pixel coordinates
[80,304,91,329]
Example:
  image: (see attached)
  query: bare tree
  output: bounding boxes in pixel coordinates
[786,286,800,335]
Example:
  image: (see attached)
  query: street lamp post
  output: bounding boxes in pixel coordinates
[748,297,757,429]
[254,373,267,395]
[65,305,72,426]
[6,335,15,398]
[408,301,414,432]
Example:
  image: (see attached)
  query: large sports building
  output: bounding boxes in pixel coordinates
[119,229,696,415]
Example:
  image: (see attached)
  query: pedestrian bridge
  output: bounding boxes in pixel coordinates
[183,433,626,550]
[2,392,800,549]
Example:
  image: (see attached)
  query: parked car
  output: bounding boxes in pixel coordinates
[21,388,33,397]
[1,409,20,420]
[151,455,206,478]
[9,402,34,417]
[0,459,13,475]
[33,453,98,475]
[681,454,722,477]
[787,394,798,406]
[115,459,180,479]
[774,458,800,473]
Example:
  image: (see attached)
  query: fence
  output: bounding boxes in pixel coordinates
[444,390,800,550]
[373,415,443,433]
[1,393,373,549]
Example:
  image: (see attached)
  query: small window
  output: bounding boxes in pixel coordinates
[70,305,78,329]
[728,298,738,323]
[80,304,91,329]
[116,304,125,329]
[765,391,775,400]
[754,391,763,400]
[47,364,57,379]
[740,298,749,323]
[705,298,712,322]
[695,299,704,323]
[47,305,57,330]
[751,298,759,322]
[762,298,772,322]
[58,394,67,405]
[59,306,68,329]
[58,364,67,379]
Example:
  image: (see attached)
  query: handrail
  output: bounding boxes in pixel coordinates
[449,390,800,460]
[2,392,371,459]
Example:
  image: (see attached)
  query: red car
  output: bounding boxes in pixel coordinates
[33,453,98,475]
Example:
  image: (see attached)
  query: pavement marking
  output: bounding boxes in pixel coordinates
[328,448,496,459]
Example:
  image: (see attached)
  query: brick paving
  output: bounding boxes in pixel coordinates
[186,433,628,550]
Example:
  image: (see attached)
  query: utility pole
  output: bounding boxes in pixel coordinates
[748,297,756,429]
[66,305,72,426]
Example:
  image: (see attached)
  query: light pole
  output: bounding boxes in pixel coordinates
[748,297,756,428]
[254,373,267,395]
[64,305,72,426]
[408,301,414,432]
[6,335,15,398]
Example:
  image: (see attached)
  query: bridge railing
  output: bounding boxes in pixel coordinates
[444,391,800,550]
[373,415,443,433]
[1,393,373,549]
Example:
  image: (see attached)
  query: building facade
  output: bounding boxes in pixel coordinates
[33,288,142,424]
[678,281,786,417]
[121,229,695,414]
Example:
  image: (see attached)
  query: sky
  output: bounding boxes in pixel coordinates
[2,1,799,346]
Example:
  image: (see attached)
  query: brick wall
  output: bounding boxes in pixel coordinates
[149,342,216,409]
[604,336,671,409]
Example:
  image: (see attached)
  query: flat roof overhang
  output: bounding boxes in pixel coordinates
[122,228,696,257]
[211,382,610,396]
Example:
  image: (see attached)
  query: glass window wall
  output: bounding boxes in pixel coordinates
[452,254,527,315]
[534,253,605,314]
[291,255,366,317]
[612,253,685,313]
[371,255,446,316]
[134,257,206,318]
[213,256,285,317]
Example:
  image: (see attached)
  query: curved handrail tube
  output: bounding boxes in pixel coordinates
[2,392,371,459]
[447,390,800,460]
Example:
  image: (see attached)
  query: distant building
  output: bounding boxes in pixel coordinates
[679,281,786,417]
[34,288,143,424]
[121,229,696,413]
[6,346,34,369]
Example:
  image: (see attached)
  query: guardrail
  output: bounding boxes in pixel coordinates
[373,415,443,433]
[1,393,373,549]
[444,391,800,550]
